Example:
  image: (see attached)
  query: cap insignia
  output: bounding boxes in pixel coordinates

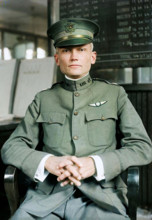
[65,22,75,33]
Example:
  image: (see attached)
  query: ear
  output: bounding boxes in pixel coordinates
[54,54,60,66]
[91,51,97,64]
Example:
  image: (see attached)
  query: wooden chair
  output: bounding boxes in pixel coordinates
[4,165,139,220]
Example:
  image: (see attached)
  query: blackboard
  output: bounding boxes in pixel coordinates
[60,0,152,69]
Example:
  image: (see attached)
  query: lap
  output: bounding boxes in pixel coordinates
[11,190,130,220]
[64,195,130,220]
[11,208,61,220]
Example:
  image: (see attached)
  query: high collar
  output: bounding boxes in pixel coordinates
[63,74,93,91]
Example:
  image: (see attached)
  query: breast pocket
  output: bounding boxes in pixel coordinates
[36,112,66,147]
[86,110,117,146]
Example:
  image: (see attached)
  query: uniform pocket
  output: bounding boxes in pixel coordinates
[36,112,66,147]
[86,110,117,146]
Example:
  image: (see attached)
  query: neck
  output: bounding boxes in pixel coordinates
[63,73,93,91]
[65,73,89,81]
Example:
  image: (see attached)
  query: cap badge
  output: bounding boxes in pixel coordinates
[89,101,107,107]
[65,22,75,33]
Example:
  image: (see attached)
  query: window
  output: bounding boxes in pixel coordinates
[0,30,48,60]
[37,38,48,58]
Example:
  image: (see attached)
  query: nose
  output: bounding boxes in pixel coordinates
[70,49,78,60]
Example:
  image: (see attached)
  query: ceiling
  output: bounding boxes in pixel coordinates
[0,0,49,36]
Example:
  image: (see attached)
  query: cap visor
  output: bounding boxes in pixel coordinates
[55,38,93,47]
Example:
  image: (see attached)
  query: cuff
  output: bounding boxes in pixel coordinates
[90,155,105,181]
[34,154,53,182]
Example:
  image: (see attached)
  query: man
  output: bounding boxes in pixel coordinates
[1,18,152,220]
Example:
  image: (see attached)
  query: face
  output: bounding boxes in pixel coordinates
[54,44,97,79]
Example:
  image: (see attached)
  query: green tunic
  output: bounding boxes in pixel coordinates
[1,74,152,217]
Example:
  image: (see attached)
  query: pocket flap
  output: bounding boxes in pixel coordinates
[86,110,117,122]
[36,112,66,125]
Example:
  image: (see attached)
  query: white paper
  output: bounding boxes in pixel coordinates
[13,57,56,117]
[0,59,18,118]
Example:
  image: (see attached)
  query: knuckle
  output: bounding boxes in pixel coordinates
[65,171,70,177]
[71,156,76,160]
[81,173,85,179]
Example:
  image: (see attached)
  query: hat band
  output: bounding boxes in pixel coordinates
[55,35,93,46]
[56,29,93,39]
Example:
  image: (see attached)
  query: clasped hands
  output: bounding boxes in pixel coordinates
[45,156,96,187]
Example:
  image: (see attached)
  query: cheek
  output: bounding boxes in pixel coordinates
[87,56,94,66]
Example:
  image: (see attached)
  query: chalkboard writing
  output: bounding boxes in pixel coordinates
[60,0,152,68]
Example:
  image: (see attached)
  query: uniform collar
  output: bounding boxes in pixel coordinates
[63,73,93,91]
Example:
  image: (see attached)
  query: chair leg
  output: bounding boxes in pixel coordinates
[4,165,20,216]
[127,167,140,220]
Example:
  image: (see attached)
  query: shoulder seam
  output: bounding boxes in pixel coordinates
[51,81,64,89]
[93,78,119,86]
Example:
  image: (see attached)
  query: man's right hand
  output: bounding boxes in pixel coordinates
[45,156,82,185]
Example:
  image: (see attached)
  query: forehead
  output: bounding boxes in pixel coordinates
[58,44,91,50]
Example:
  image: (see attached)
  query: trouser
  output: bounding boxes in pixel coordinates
[11,190,130,220]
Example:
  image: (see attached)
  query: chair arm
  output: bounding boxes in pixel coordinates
[4,165,20,216]
[127,166,139,220]
[4,165,140,219]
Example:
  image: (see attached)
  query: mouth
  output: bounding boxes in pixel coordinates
[68,64,81,68]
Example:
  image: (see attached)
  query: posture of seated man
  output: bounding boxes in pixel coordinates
[1,18,152,220]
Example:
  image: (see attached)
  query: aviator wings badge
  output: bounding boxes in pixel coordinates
[89,101,107,107]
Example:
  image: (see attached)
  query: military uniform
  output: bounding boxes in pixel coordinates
[2,74,152,219]
[2,17,152,219]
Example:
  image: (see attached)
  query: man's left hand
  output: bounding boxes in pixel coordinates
[57,157,96,187]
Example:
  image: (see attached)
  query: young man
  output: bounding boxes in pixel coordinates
[2,18,152,220]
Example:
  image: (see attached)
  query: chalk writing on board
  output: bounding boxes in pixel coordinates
[60,0,152,68]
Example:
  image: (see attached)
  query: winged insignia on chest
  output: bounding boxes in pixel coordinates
[89,101,107,107]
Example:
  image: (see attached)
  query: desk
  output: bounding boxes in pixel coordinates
[0,119,20,131]
[0,119,20,146]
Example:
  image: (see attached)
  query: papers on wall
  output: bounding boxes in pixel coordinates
[0,59,19,121]
[13,57,56,118]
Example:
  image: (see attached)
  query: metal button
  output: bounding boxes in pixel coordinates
[101,116,105,121]
[74,92,80,97]
[74,111,78,116]
[73,136,78,140]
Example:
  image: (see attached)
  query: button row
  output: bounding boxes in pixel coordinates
[74,111,78,116]
[73,136,78,140]
[74,92,80,97]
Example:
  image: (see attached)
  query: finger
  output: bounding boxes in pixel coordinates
[60,179,70,187]
[68,176,81,187]
[57,159,73,169]
[57,170,71,182]
[70,156,83,168]
[66,165,81,180]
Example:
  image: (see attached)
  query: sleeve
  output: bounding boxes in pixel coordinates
[100,86,152,182]
[90,155,105,181]
[1,93,48,180]
[34,154,52,182]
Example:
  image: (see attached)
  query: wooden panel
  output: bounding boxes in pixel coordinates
[123,84,152,209]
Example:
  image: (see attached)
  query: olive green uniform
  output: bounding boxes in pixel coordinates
[2,74,152,219]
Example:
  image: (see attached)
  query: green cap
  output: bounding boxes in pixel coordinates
[47,18,100,47]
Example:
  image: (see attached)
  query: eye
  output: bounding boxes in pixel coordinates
[79,47,86,52]
[62,48,69,53]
